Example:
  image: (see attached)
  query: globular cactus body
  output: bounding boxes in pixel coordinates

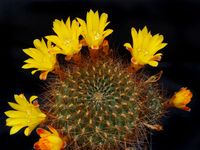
[43,57,164,149]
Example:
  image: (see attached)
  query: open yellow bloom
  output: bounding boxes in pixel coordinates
[77,9,113,49]
[46,18,82,60]
[4,94,46,136]
[22,39,57,80]
[34,126,65,150]
[124,26,167,69]
[169,87,192,111]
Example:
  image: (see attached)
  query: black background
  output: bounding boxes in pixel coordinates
[0,0,200,149]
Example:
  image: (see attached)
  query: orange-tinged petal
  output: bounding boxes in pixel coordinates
[169,87,192,111]
[34,138,51,150]
[182,106,191,111]
[34,126,65,150]
[150,53,162,61]
[33,142,40,149]
[39,71,49,80]
[124,43,133,52]
[37,128,51,137]
[48,125,59,136]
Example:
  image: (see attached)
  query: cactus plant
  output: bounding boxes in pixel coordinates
[3,9,192,150]
[41,56,164,149]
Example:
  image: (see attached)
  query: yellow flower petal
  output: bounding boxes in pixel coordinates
[99,13,108,32]
[46,18,82,59]
[6,118,27,126]
[5,94,46,136]
[77,10,113,49]
[22,38,57,80]
[5,110,27,118]
[148,60,158,67]
[22,64,33,69]
[45,36,62,48]
[24,123,38,136]
[31,70,38,75]
[8,102,26,111]
[10,125,25,135]
[30,95,38,103]
[14,94,29,106]
[103,29,113,38]
[124,26,167,69]
[76,18,86,30]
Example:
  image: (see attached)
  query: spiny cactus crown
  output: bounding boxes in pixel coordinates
[43,57,164,149]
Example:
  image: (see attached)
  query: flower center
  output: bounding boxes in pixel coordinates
[94,32,101,40]
[63,40,71,46]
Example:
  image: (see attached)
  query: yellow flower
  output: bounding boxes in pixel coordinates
[46,18,82,61]
[124,26,167,68]
[169,87,192,111]
[77,9,113,49]
[4,94,46,136]
[34,126,66,150]
[22,38,57,80]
